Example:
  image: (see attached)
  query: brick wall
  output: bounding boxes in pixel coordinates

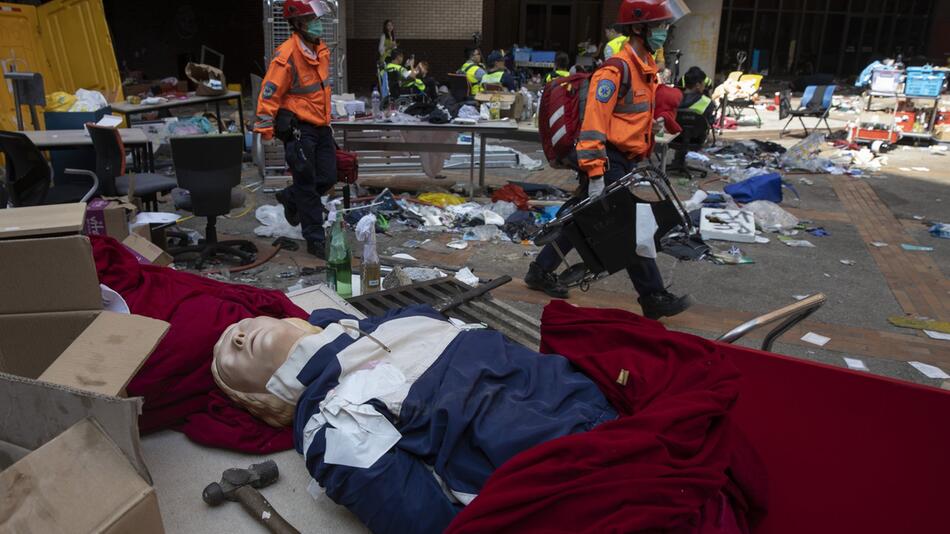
[347,0,482,40]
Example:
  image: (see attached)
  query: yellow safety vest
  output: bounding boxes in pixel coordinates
[605,36,628,59]
[545,69,571,83]
[687,95,712,115]
[459,61,485,96]
[386,63,424,92]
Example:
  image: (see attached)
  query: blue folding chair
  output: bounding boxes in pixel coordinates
[780,85,836,137]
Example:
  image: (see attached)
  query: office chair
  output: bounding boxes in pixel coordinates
[666,111,711,181]
[780,85,837,137]
[0,130,98,207]
[85,123,177,210]
[167,134,256,268]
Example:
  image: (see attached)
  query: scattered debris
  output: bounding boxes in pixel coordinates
[888,316,950,334]
[924,330,950,341]
[793,295,810,301]
[700,208,756,243]
[807,227,830,237]
[799,178,814,186]
[901,244,934,252]
[801,332,831,347]
[843,358,869,371]
[909,361,950,380]
[839,259,856,266]
[778,237,816,248]
[870,241,889,247]
[446,240,469,250]
[454,267,480,287]
[929,224,950,239]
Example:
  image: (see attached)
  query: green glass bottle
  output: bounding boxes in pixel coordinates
[327,218,352,298]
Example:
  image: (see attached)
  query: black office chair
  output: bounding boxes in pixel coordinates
[666,111,711,180]
[85,123,177,211]
[0,130,98,207]
[167,134,256,268]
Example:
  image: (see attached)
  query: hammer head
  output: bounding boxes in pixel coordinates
[203,460,280,506]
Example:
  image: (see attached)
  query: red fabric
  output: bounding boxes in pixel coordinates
[448,300,765,534]
[91,236,304,453]
[655,84,684,134]
[491,183,532,211]
[727,343,950,534]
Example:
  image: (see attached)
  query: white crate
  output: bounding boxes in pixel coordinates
[870,69,901,94]
[700,208,757,243]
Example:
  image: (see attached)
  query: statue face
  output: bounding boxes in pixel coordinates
[213,317,311,394]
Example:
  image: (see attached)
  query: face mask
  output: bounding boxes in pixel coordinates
[647,28,668,51]
[303,18,323,40]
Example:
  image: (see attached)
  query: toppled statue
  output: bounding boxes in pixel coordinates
[212,306,616,534]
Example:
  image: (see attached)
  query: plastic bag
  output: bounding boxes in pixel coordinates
[69,89,108,112]
[418,192,465,207]
[45,91,76,112]
[253,204,303,240]
[491,183,531,210]
[742,200,799,232]
[488,200,517,221]
[635,204,658,259]
[355,214,379,264]
[779,133,826,171]
[168,116,216,136]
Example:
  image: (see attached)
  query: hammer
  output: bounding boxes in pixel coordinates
[203,460,300,534]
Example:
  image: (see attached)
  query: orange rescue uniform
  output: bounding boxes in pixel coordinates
[255,32,332,140]
[575,42,658,177]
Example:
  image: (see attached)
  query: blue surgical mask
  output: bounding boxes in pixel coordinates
[647,28,668,51]
[303,18,323,40]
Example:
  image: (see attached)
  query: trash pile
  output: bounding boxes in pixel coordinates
[689,133,888,180]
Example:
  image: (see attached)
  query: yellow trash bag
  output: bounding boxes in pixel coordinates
[46,91,77,112]
[418,192,465,207]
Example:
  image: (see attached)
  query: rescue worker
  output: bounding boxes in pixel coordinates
[545,52,572,83]
[385,49,425,94]
[458,47,487,97]
[481,50,517,91]
[679,66,715,124]
[603,24,628,60]
[255,0,337,258]
[525,0,693,320]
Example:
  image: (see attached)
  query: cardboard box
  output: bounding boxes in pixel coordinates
[84,197,138,241]
[475,91,524,120]
[0,204,102,315]
[122,233,173,267]
[0,418,164,534]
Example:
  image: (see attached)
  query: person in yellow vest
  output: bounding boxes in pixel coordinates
[603,24,629,60]
[545,52,572,83]
[384,49,425,95]
[458,47,487,97]
[678,66,715,123]
[481,50,517,91]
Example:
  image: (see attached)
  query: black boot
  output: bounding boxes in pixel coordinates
[276,189,299,226]
[638,290,692,320]
[525,262,569,299]
[307,241,326,260]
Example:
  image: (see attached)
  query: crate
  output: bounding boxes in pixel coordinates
[904,67,946,97]
[870,69,901,93]
[513,48,532,63]
[530,51,556,64]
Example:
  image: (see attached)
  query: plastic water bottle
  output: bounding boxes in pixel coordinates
[371,88,381,119]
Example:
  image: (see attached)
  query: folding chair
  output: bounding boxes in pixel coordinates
[780,85,836,137]
[727,73,763,126]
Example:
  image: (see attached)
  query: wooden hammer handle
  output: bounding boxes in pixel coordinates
[234,485,301,534]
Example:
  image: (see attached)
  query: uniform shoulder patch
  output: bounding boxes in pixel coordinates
[262,81,278,99]
[595,79,616,103]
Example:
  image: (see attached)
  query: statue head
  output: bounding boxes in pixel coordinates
[212,317,321,427]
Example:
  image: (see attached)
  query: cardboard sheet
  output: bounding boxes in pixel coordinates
[0,235,102,314]
[39,312,169,396]
[0,419,163,534]
[0,202,86,238]
[0,310,100,378]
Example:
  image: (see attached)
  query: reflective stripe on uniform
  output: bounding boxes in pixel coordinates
[255,114,274,128]
[688,95,712,115]
[576,149,607,160]
[578,130,606,142]
[615,102,651,114]
[290,81,326,94]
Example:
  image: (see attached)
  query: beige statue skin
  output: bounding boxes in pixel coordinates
[212,317,321,426]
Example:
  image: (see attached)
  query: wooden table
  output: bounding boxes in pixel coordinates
[21,128,155,173]
[110,91,244,135]
[333,119,520,196]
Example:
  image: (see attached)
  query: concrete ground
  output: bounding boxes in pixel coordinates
[148,99,950,391]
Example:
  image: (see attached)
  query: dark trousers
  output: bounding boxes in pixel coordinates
[284,124,337,245]
[536,147,665,297]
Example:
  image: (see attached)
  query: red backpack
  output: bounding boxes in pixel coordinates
[538,57,631,170]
